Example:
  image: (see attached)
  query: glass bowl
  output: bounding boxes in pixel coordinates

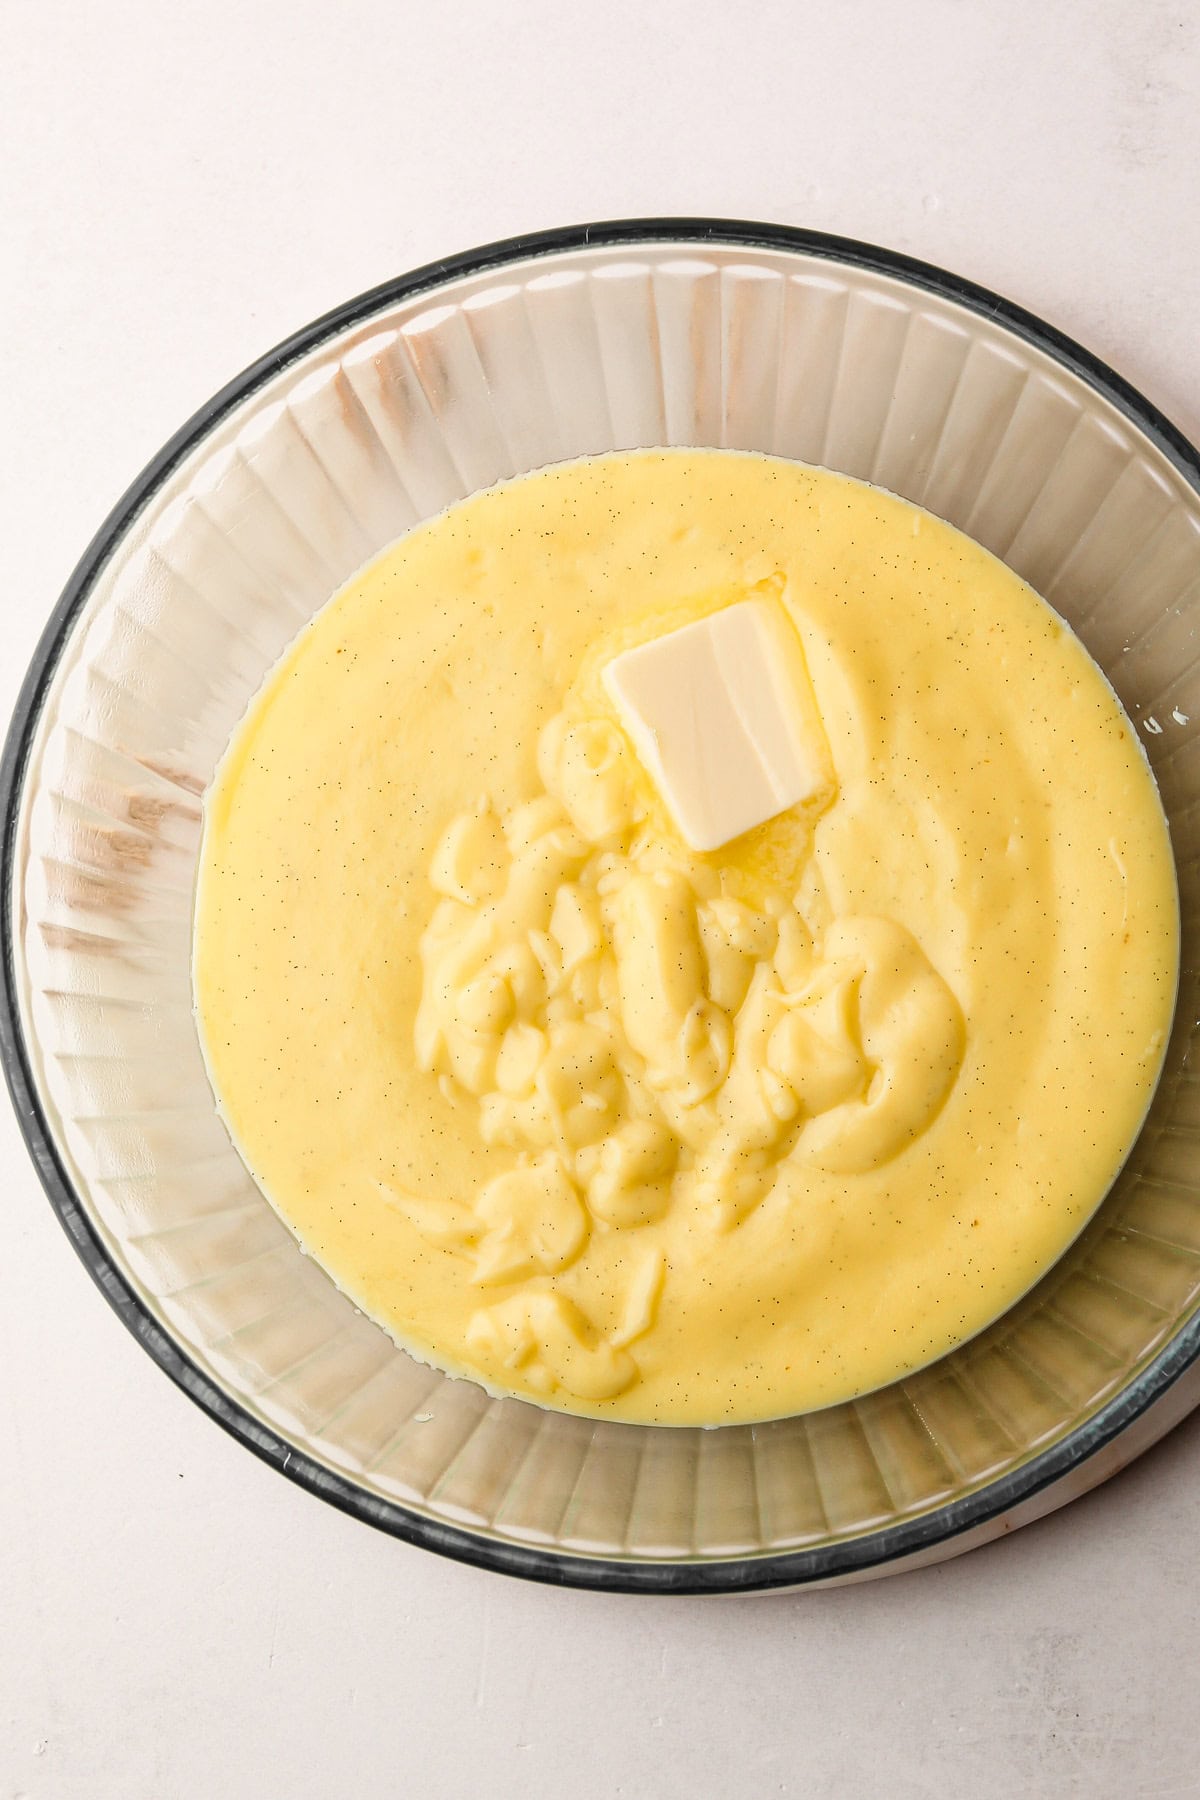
[5,220,1200,1595]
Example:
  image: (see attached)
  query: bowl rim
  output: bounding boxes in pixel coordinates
[5,215,1200,1595]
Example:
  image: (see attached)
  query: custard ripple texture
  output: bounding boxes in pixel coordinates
[194,451,1178,1425]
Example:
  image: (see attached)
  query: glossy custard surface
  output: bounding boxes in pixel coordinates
[194,452,1178,1424]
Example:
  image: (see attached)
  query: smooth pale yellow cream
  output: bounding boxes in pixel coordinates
[193,451,1179,1425]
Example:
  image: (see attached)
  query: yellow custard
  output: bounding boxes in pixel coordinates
[193,450,1179,1425]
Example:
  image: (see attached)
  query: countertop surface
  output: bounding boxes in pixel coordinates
[5,4,1200,1795]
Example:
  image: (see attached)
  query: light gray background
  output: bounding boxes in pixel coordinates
[4,4,1200,1796]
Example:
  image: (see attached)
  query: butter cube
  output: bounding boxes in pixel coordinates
[602,598,833,852]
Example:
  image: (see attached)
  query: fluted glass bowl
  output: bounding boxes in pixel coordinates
[6,221,1200,1595]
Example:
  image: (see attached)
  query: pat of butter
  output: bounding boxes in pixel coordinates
[603,597,833,853]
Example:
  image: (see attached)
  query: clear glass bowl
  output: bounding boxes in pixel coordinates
[5,221,1200,1594]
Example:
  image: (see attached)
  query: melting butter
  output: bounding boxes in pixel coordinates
[602,594,834,850]
[193,451,1179,1425]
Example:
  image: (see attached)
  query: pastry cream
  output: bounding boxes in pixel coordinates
[193,450,1179,1425]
